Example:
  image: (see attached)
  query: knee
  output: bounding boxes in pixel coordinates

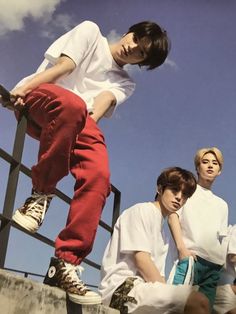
[194,292,210,312]
[185,291,210,314]
[90,166,110,197]
[226,310,236,314]
[39,84,87,125]
[59,93,87,123]
[37,84,87,115]
[95,166,110,189]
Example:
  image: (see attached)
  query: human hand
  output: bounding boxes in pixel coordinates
[178,248,197,261]
[0,85,28,111]
[0,85,16,111]
[9,86,29,111]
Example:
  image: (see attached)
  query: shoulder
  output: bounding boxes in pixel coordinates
[122,202,156,220]
[130,202,156,213]
[71,20,101,39]
[78,20,100,32]
[212,192,228,209]
[118,202,161,234]
[75,21,100,33]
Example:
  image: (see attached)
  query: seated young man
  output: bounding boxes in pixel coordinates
[99,167,210,314]
[213,225,236,314]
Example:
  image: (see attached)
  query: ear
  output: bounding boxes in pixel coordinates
[216,169,221,176]
[157,185,163,195]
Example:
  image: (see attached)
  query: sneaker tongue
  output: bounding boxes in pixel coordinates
[76,265,84,276]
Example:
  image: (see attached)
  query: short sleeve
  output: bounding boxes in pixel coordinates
[104,80,135,117]
[119,204,154,254]
[44,21,100,66]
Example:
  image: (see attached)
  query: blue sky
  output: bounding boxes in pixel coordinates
[0,0,236,287]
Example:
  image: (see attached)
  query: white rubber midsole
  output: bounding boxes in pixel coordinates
[68,292,102,305]
[12,210,38,233]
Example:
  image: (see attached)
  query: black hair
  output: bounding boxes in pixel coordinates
[127,21,171,70]
[155,167,197,201]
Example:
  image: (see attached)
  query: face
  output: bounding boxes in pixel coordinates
[113,32,151,66]
[159,187,188,216]
[197,152,221,182]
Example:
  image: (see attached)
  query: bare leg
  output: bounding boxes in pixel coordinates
[184,291,210,314]
[226,309,236,314]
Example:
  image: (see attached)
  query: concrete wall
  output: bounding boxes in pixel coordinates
[0,269,119,314]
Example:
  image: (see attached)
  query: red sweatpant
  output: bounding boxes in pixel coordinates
[22,83,110,264]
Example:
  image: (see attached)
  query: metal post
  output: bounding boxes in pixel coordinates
[0,114,27,267]
[111,188,121,231]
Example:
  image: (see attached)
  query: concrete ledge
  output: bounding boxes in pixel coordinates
[0,269,119,314]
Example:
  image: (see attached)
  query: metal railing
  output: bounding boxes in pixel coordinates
[0,113,121,281]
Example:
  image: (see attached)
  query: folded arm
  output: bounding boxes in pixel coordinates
[134,251,165,283]
[90,91,116,123]
[4,55,76,111]
[168,213,196,260]
[2,54,117,121]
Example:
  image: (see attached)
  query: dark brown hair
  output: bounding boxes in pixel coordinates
[155,167,197,200]
[127,21,171,70]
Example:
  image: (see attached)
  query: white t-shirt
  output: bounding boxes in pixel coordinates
[214,227,236,314]
[178,184,228,265]
[99,202,168,305]
[214,284,236,314]
[218,225,236,285]
[15,20,135,118]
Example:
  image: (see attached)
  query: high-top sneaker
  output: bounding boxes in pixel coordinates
[44,257,101,304]
[12,190,54,233]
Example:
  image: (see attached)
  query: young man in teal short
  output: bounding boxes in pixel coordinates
[168,147,228,310]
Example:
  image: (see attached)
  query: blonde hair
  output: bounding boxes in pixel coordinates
[194,147,223,170]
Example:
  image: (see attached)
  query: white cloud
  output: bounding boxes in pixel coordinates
[0,0,62,36]
[40,13,76,39]
[106,29,121,44]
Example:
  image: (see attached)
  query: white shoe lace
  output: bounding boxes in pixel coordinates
[63,263,87,292]
[25,192,54,223]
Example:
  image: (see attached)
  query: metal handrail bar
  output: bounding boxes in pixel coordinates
[0,148,114,234]
[2,267,99,288]
[0,213,101,270]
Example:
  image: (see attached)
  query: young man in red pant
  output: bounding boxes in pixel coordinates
[0,20,170,304]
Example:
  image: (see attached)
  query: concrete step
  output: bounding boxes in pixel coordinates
[0,269,119,314]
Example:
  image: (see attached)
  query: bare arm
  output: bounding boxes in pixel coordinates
[90,91,116,123]
[168,213,196,260]
[134,251,165,283]
[2,54,116,120]
[7,55,76,110]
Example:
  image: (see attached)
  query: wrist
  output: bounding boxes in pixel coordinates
[177,245,186,252]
